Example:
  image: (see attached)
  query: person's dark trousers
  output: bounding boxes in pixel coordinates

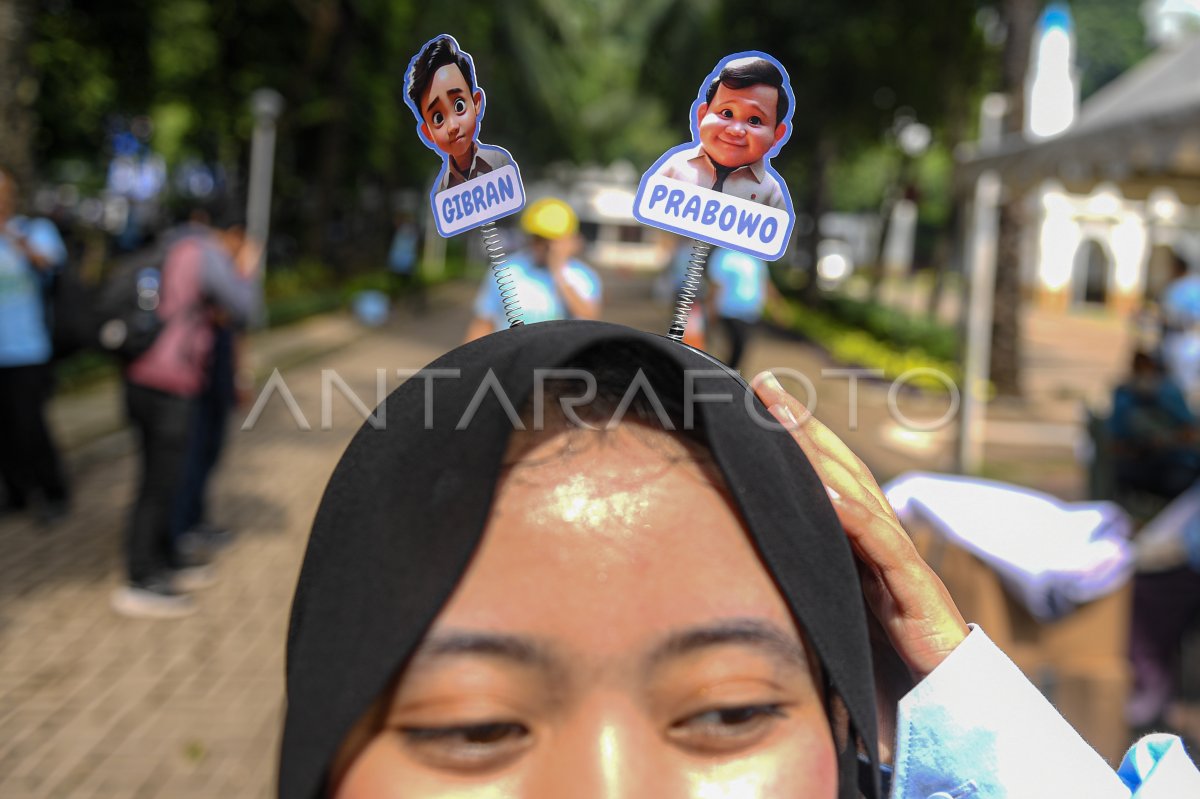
[1128,566,1200,725]
[718,316,753,372]
[172,327,236,541]
[389,270,427,313]
[124,380,194,584]
[1116,454,1200,501]
[0,363,69,509]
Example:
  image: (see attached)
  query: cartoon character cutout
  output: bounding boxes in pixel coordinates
[404,34,525,237]
[634,52,795,261]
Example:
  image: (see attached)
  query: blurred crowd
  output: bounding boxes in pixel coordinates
[1,161,262,619]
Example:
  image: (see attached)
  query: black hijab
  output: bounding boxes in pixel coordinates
[281,320,880,798]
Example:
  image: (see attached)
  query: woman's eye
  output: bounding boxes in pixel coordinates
[454,98,467,114]
[668,704,788,753]
[431,111,445,126]
[401,721,531,770]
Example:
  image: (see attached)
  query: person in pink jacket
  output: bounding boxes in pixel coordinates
[111,205,260,619]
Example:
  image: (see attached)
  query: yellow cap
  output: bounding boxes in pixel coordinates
[520,198,578,240]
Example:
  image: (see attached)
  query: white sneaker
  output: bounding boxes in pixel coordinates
[170,564,217,592]
[111,583,195,619]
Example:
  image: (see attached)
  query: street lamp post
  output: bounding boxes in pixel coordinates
[246,88,284,281]
[957,170,1003,474]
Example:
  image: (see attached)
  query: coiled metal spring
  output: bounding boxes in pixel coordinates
[480,221,524,327]
[667,239,711,341]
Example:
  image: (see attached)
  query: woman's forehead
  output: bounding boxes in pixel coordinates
[437,425,798,651]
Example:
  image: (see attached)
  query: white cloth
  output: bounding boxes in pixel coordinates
[884,472,1134,620]
[893,626,1200,798]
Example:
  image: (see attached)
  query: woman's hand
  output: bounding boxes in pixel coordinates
[754,371,968,682]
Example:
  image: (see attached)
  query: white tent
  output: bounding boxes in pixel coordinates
[960,36,1200,201]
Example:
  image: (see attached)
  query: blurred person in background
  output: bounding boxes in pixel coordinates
[112,201,261,619]
[0,166,71,524]
[170,203,263,568]
[1109,350,1200,502]
[386,209,424,313]
[1160,250,1200,408]
[1127,547,1200,733]
[707,246,772,371]
[464,198,601,342]
[171,312,244,566]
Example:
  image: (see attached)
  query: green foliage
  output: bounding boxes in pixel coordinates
[1072,0,1151,99]
[829,145,898,212]
[768,297,961,392]
[823,294,958,362]
[264,259,337,302]
[53,350,117,394]
[28,8,121,159]
[914,145,954,227]
[504,0,710,166]
[27,0,988,262]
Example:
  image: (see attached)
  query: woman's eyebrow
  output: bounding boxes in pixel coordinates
[411,629,561,672]
[648,618,809,669]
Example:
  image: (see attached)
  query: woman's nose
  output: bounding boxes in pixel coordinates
[531,705,669,798]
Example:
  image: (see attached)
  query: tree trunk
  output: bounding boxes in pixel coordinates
[926,62,974,324]
[868,156,910,304]
[799,134,835,305]
[305,0,355,260]
[991,200,1024,395]
[926,198,958,322]
[988,0,1038,397]
[0,0,36,189]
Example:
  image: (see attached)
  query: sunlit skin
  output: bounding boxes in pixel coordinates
[0,173,15,223]
[332,422,838,798]
[696,82,788,170]
[0,170,50,270]
[419,63,483,174]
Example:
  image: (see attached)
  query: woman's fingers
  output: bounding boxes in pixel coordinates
[753,372,891,513]
[753,370,968,679]
[828,484,968,678]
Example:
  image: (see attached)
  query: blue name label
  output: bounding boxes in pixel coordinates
[433,164,525,237]
[634,176,791,261]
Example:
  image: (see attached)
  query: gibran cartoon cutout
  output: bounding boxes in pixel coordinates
[404,34,526,239]
[634,52,795,263]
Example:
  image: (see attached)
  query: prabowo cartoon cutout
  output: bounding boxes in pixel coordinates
[404,34,525,237]
[634,51,795,261]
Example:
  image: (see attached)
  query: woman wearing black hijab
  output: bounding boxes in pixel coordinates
[279,320,971,799]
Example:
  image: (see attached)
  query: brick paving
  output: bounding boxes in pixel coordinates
[0,273,1122,797]
[0,300,457,799]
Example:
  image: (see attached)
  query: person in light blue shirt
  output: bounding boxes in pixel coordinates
[387,210,425,313]
[707,246,769,370]
[1160,250,1200,407]
[0,168,70,522]
[465,198,601,341]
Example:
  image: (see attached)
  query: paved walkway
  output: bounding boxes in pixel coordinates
[0,299,454,798]
[0,272,1127,796]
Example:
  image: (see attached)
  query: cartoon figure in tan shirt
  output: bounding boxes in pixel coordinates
[652,55,792,210]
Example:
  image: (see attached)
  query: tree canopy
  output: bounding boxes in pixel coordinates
[21,0,994,262]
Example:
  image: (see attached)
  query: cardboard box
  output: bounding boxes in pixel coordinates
[910,523,1132,764]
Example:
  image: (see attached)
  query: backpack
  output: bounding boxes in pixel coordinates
[43,261,98,361]
[93,247,168,363]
